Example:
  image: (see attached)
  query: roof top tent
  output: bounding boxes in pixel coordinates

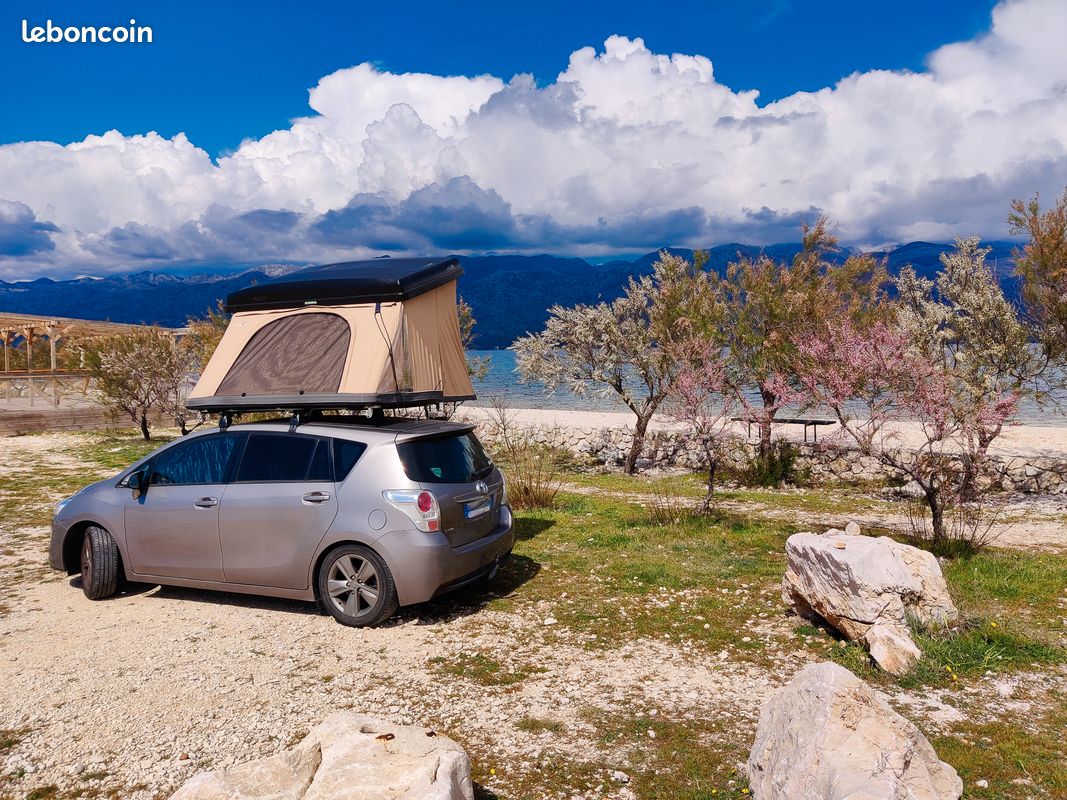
[186,257,475,413]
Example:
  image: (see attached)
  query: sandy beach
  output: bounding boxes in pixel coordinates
[460,405,1067,460]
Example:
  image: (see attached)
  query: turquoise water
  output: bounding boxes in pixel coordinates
[467,349,1067,424]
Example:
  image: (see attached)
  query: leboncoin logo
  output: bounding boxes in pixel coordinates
[21,19,153,44]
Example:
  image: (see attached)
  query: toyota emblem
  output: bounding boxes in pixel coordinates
[475,481,489,495]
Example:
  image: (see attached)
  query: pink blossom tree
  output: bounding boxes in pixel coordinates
[664,337,734,512]
[793,318,1018,546]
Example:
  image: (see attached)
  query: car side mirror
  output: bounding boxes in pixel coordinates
[128,471,146,494]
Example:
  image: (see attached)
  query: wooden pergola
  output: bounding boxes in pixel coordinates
[0,312,187,408]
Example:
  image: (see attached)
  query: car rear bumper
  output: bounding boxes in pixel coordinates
[375,505,515,606]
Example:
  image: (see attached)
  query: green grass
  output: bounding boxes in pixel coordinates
[932,703,1067,799]
[514,716,565,735]
[560,468,892,517]
[76,430,175,472]
[428,652,546,687]
[0,729,28,752]
[585,709,752,799]
[486,494,788,662]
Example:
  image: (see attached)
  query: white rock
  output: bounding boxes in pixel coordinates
[781,529,958,674]
[170,713,473,800]
[543,617,558,626]
[975,779,989,788]
[748,662,963,800]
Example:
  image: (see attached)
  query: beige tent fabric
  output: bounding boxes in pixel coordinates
[215,312,350,396]
[188,280,474,406]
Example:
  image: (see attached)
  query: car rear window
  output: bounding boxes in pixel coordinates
[236,434,332,482]
[397,431,492,483]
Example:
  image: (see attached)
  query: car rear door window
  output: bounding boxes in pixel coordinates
[332,439,367,480]
[397,432,492,483]
[151,435,238,486]
[236,433,331,482]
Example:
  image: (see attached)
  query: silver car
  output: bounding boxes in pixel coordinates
[49,418,514,626]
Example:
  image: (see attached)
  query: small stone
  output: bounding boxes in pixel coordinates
[611,770,630,784]
[844,521,861,536]
[543,617,558,626]
[975,779,989,788]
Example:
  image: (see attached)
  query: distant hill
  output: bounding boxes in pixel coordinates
[0,242,1021,349]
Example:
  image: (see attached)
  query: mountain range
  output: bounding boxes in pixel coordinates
[0,241,1020,349]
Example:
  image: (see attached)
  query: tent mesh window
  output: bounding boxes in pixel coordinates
[215,312,350,397]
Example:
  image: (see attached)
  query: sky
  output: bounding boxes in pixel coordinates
[1,0,1065,278]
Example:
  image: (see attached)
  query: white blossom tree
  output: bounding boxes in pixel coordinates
[86,328,192,440]
[513,254,690,474]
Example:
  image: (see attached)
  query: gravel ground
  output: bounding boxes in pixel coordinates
[0,565,787,799]
[1,432,1063,799]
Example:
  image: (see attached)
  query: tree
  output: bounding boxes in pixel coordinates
[895,237,1044,498]
[663,336,733,512]
[513,253,688,474]
[719,219,888,467]
[458,297,490,381]
[184,302,229,372]
[794,238,1038,547]
[86,328,192,440]
[1009,189,1067,364]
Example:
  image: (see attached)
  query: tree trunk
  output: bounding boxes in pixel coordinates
[139,413,151,441]
[925,486,945,546]
[700,456,718,514]
[757,385,777,466]
[625,414,651,475]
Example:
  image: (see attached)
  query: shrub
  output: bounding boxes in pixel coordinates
[731,440,801,487]
[903,494,1006,558]
[644,485,692,526]
[482,397,564,510]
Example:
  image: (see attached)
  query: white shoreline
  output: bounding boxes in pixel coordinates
[458,405,1067,460]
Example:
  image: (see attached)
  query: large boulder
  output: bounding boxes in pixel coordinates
[782,526,958,674]
[170,713,474,800]
[748,662,963,799]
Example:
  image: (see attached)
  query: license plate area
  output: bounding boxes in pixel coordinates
[464,496,494,519]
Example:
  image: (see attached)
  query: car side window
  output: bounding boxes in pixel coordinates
[235,433,332,482]
[332,439,367,480]
[151,435,238,486]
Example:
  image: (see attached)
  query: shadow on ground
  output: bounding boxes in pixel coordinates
[69,549,546,627]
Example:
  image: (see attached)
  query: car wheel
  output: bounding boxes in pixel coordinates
[81,525,119,600]
[318,545,398,627]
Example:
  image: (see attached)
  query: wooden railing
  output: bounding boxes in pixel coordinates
[0,370,92,407]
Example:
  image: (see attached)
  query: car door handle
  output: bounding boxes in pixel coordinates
[302,491,331,504]
[193,496,218,509]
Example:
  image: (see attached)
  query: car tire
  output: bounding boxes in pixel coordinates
[317,545,398,627]
[81,525,119,600]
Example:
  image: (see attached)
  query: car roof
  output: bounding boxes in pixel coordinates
[193,417,476,444]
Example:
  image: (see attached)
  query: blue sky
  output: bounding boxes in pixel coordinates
[3,1,997,156]
[1,0,1064,278]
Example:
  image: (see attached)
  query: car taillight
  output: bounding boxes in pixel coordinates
[383,489,441,533]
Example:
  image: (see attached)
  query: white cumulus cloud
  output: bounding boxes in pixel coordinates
[1,0,1066,277]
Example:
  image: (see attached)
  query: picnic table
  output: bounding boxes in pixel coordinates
[732,416,836,443]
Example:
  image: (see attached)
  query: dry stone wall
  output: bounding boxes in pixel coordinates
[466,417,1067,495]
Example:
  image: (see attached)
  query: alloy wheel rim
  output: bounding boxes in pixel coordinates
[81,535,93,583]
[326,554,380,618]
